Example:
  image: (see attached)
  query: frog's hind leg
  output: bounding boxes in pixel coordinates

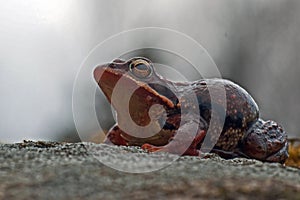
[240,119,288,163]
[103,125,128,146]
[142,130,206,156]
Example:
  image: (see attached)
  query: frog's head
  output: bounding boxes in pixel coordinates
[94,57,164,101]
[242,119,289,163]
[94,57,179,129]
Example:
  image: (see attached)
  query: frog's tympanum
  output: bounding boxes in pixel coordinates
[94,57,289,163]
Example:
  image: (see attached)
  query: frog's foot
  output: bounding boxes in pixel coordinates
[141,143,164,152]
[142,143,201,156]
[142,130,206,156]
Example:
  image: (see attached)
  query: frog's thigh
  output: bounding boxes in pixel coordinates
[103,125,127,145]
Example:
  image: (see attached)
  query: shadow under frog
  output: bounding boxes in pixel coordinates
[93,57,289,163]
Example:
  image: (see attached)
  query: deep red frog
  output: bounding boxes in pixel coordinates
[94,57,289,163]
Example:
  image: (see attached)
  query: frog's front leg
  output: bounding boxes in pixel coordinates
[103,125,128,146]
[142,122,206,156]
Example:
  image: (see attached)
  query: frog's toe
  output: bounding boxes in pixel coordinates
[142,143,200,156]
[141,143,163,152]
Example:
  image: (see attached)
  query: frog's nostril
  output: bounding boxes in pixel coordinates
[112,58,125,63]
[109,63,116,68]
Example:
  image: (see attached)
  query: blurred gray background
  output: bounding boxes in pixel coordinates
[0,0,299,143]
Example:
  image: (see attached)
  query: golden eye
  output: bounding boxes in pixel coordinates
[129,59,152,78]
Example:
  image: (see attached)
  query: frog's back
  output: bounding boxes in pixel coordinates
[191,79,259,151]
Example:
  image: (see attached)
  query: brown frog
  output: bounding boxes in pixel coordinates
[94,57,289,163]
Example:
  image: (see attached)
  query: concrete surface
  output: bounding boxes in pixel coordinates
[0,141,300,199]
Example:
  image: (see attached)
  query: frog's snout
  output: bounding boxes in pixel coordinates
[93,65,105,83]
[242,119,289,163]
[94,59,128,83]
[93,67,100,82]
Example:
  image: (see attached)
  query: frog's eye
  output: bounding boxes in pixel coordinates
[129,59,152,78]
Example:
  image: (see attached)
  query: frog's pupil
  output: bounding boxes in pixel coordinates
[135,63,148,71]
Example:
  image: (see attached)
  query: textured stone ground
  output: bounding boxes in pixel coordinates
[0,141,300,199]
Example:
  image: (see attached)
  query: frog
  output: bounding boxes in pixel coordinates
[93,57,289,163]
